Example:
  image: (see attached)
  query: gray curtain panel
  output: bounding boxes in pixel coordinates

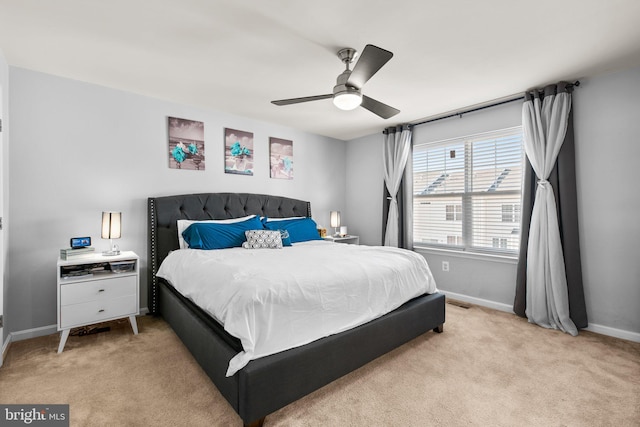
[514,83,588,329]
[381,124,412,248]
[382,181,406,247]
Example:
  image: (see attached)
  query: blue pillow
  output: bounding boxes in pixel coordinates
[263,217,322,243]
[279,229,292,247]
[182,216,263,249]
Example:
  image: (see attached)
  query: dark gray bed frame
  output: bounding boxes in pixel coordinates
[148,193,445,427]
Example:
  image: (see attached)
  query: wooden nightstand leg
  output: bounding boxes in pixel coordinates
[129,315,139,335]
[57,329,70,353]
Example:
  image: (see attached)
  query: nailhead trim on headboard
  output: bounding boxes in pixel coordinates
[147,197,158,314]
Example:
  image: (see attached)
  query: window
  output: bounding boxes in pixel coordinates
[492,237,508,249]
[413,126,523,255]
[445,204,462,221]
[501,204,521,223]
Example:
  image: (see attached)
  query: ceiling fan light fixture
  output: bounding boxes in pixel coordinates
[272,44,399,118]
[333,91,362,111]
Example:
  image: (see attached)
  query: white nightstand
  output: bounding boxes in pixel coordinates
[323,235,360,245]
[57,251,140,353]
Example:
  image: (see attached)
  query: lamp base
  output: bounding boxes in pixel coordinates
[103,241,120,256]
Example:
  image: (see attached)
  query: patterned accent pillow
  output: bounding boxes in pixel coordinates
[242,229,283,249]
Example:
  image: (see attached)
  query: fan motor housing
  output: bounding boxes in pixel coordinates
[337,47,357,65]
[333,70,361,96]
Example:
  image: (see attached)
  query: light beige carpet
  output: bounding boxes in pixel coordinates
[1,302,638,426]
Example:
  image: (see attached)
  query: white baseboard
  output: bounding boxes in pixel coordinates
[440,290,514,313]
[585,323,640,343]
[11,324,57,342]
[2,333,11,366]
[440,290,640,343]
[7,310,151,345]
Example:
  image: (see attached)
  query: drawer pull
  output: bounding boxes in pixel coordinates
[98,289,105,293]
[98,309,105,313]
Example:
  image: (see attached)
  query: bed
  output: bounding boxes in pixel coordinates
[148,192,445,426]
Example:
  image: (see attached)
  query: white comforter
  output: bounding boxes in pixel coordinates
[156,240,437,376]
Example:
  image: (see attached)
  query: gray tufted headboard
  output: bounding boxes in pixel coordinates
[147,193,312,313]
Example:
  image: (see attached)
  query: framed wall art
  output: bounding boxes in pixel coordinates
[168,117,205,170]
[224,128,254,176]
[269,137,293,180]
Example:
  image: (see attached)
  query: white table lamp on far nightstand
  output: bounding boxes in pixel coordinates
[102,211,121,256]
[330,211,341,237]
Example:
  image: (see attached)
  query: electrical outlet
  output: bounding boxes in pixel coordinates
[442,261,449,272]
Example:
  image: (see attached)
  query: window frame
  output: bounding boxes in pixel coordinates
[412,126,524,257]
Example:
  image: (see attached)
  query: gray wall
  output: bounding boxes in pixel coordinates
[574,67,640,335]
[346,67,640,335]
[6,67,346,335]
[345,132,383,244]
[5,65,639,338]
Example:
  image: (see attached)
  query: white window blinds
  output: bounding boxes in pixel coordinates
[413,126,523,255]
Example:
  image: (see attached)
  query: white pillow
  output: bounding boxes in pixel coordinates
[177,215,257,249]
[260,216,306,222]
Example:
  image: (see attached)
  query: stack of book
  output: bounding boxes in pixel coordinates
[60,246,96,260]
[60,268,93,279]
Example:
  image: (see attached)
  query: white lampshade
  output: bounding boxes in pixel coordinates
[333,92,362,111]
[330,211,341,228]
[102,211,121,256]
[101,212,121,239]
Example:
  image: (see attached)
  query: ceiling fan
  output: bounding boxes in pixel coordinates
[271,44,400,119]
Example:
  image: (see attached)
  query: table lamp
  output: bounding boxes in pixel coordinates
[330,211,341,237]
[101,211,121,256]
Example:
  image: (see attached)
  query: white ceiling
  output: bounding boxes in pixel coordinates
[1,0,639,141]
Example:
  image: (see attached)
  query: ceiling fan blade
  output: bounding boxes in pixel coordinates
[271,94,333,106]
[347,45,393,88]
[361,95,400,119]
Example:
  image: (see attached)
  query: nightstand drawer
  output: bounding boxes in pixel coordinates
[60,295,138,329]
[60,275,137,306]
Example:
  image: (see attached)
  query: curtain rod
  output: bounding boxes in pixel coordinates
[408,81,580,129]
